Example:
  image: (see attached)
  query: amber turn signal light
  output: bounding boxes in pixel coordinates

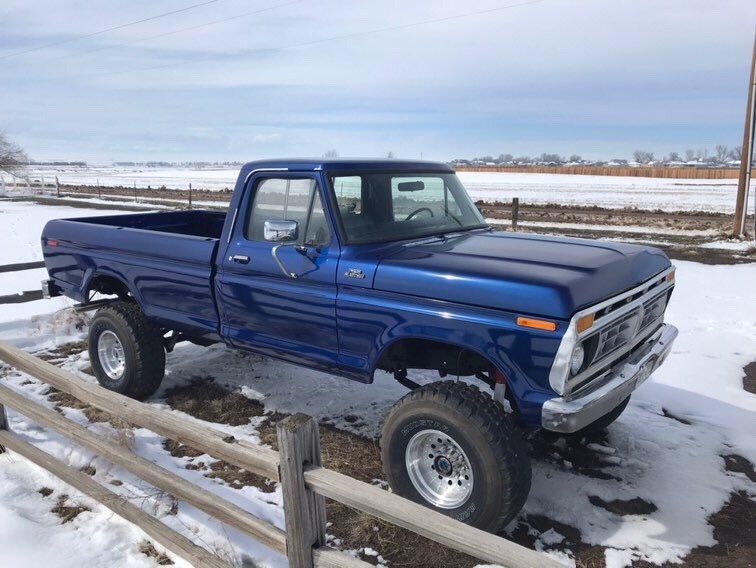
[576,313,595,333]
[666,270,676,283]
[516,317,557,332]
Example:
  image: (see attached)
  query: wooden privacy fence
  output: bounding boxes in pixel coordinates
[0,341,560,568]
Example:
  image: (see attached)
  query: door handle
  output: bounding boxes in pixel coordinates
[231,254,250,264]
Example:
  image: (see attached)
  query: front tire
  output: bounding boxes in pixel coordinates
[88,301,165,400]
[381,381,531,533]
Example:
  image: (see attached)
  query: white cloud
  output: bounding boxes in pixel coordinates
[1,0,754,160]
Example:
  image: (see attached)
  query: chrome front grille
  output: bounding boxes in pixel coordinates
[594,309,641,361]
[640,291,668,332]
[559,267,676,397]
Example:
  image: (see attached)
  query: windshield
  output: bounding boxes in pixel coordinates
[328,172,487,244]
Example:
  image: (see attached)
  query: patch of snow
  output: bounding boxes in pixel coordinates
[0,200,136,263]
[0,268,48,296]
[604,548,638,568]
[459,171,754,214]
[699,238,756,251]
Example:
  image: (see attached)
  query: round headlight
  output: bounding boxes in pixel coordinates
[570,343,585,375]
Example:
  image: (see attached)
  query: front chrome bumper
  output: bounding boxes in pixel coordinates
[541,324,678,433]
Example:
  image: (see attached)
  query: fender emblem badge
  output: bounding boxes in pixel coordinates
[345,268,366,279]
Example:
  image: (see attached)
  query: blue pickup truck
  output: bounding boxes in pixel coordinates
[41,159,678,531]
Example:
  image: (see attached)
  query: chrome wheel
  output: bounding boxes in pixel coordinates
[97,330,125,380]
[405,429,474,509]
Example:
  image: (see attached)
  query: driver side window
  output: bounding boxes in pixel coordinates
[245,177,331,246]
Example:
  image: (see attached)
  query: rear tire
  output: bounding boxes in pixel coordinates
[381,381,531,533]
[88,301,165,400]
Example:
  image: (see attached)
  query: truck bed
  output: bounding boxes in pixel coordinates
[42,210,225,339]
[64,210,227,239]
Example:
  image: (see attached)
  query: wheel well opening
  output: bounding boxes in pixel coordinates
[376,338,520,414]
[376,338,491,382]
[87,275,131,302]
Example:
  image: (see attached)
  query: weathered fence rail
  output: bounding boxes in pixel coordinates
[0,340,561,568]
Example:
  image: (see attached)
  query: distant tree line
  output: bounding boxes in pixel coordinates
[454,145,744,167]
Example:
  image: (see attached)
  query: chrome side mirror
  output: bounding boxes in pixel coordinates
[264,219,298,242]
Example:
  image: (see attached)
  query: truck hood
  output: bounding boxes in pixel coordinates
[372,231,671,320]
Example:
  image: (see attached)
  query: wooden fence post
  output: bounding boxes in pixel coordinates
[189,183,193,209]
[55,176,60,198]
[0,397,7,454]
[512,197,520,231]
[97,178,101,200]
[277,414,327,568]
[134,181,138,203]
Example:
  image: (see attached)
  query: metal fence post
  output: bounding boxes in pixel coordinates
[277,414,327,568]
[512,197,520,231]
[189,183,192,210]
[55,176,60,198]
[134,181,137,203]
[97,178,101,200]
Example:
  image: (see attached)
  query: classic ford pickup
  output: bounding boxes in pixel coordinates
[41,159,678,531]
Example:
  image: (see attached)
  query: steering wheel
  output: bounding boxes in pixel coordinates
[405,207,434,221]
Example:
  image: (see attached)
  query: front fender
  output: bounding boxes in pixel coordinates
[336,288,565,425]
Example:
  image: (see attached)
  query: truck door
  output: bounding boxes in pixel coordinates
[216,172,340,368]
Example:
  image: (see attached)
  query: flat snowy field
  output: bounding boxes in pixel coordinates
[16,164,756,214]
[0,200,754,567]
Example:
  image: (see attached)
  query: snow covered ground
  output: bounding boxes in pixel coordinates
[17,164,756,214]
[0,199,754,567]
[459,171,750,214]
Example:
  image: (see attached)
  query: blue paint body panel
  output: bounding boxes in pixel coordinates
[41,159,671,427]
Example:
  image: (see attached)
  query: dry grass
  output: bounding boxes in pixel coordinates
[139,541,174,565]
[587,495,657,516]
[743,362,756,395]
[722,454,756,484]
[35,340,88,362]
[79,464,96,477]
[51,494,90,524]
[165,377,267,426]
[46,386,131,427]
[163,437,277,493]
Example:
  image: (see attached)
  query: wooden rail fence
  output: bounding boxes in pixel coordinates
[0,340,561,568]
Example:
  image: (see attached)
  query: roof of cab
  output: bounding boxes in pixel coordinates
[240,158,454,175]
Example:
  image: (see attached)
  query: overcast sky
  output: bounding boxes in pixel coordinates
[1,0,755,162]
